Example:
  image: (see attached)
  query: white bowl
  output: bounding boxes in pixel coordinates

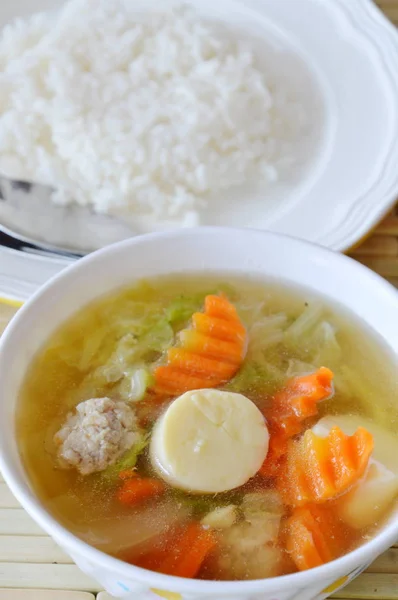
[0,228,398,600]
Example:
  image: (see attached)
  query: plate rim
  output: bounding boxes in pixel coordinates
[314,0,398,251]
[0,0,397,256]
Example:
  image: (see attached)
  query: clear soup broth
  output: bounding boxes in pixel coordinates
[17,275,398,580]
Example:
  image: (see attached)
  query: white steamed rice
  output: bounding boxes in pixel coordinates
[0,0,310,227]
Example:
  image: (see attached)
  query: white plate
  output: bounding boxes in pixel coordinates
[0,245,73,302]
[0,0,398,257]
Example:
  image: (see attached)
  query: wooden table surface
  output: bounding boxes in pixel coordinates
[1,1,398,599]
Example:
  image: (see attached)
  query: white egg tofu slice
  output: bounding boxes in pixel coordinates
[338,459,398,529]
[150,389,269,494]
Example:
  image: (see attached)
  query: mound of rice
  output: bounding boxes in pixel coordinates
[0,0,308,227]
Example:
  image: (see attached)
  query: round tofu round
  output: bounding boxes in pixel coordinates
[338,460,398,529]
[150,389,269,493]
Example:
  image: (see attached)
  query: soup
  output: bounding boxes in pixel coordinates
[17,275,398,581]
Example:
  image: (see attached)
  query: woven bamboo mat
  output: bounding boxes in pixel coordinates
[350,209,398,288]
[0,2,398,599]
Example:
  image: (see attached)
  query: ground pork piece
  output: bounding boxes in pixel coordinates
[218,540,282,580]
[54,397,142,475]
[215,490,284,579]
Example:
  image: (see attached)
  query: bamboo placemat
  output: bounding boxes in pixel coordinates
[0,2,398,599]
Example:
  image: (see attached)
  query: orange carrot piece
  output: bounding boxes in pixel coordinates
[132,528,176,571]
[153,365,220,394]
[167,348,235,379]
[152,294,247,396]
[179,330,244,364]
[285,510,324,571]
[117,478,165,505]
[157,523,200,575]
[278,426,374,506]
[259,368,334,478]
[172,528,217,578]
[136,546,170,571]
[204,294,239,321]
[192,313,246,343]
[304,431,335,501]
[158,523,217,578]
[308,504,347,559]
[281,441,312,506]
[329,426,373,491]
[136,523,217,578]
[274,415,303,439]
[286,505,337,571]
[258,427,288,477]
[273,367,334,421]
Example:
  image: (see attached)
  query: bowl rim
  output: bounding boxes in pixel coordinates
[1,226,398,595]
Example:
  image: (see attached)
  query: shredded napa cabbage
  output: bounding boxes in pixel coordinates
[164,284,237,326]
[58,300,174,374]
[284,301,324,344]
[225,359,284,396]
[117,368,153,402]
[173,491,225,517]
[62,288,348,417]
[102,434,149,481]
[247,313,288,358]
[165,294,205,325]
[286,358,317,378]
[312,321,341,367]
[283,302,342,370]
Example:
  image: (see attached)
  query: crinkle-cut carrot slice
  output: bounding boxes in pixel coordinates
[286,505,338,571]
[329,426,373,491]
[309,504,347,558]
[137,523,217,579]
[152,294,247,396]
[156,522,201,576]
[131,528,173,570]
[278,426,374,506]
[274,367,334,420]
[304,430,335,501]
[167,348,235,379]
[258,426,288,478]
[173,527,217,578]
[179,330,244,364]
[274,415,303,439]
[259,368,334,478]
[153,365,220,394]
[280,440,313,506]
[135,545,170,571]
[285,510,324,571]
[192,313,246,343]
[117,477,165,505]
[204,294,240,321]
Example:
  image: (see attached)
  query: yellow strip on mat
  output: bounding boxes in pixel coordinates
[322,575,348,594]
[151,590,182,600]
[0,297,24,308]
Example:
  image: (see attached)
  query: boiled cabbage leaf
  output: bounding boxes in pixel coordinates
[102,434,149,482]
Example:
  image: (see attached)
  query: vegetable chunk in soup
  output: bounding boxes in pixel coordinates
[17,276,398,581]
